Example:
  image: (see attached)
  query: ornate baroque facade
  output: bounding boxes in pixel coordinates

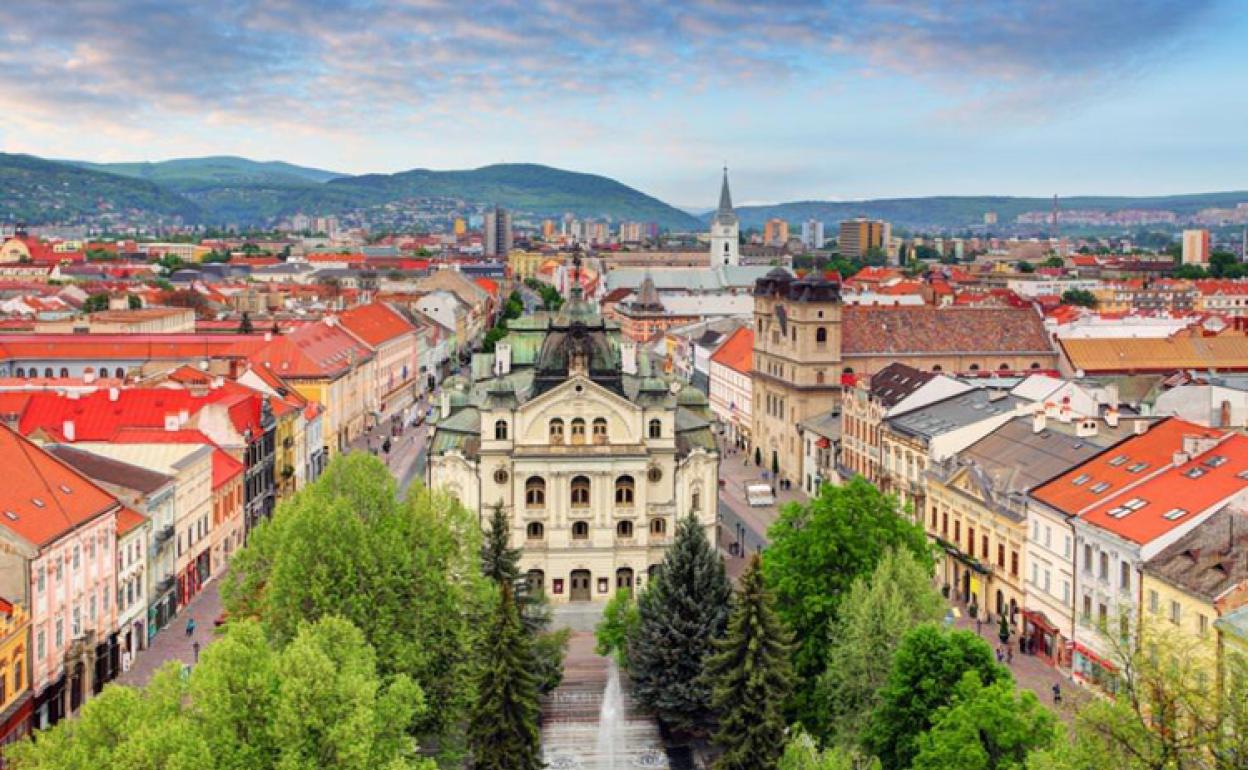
[428,286,719,602]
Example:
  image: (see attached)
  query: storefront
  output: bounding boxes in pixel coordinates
[0,692,32,761]
[1023,609,1067,668]
[1072,641,1118,692]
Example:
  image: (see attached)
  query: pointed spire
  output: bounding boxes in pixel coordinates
[718,166,733,214]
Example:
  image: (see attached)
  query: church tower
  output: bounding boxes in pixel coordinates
[709,167,740,267]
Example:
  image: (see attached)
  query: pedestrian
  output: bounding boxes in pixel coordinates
[193,641,200,663]
[186,617,196,638]
[1052,682,1062,704]
[996,647,1003,663]
[1007,646,1013,664]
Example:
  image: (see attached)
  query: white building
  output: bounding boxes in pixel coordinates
[428,290,719,602]
[707,327,753,447]
[709,169,740,267]
[801,220,825,250]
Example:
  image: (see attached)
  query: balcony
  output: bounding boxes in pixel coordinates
[156,575,175,595]
[153,525,175,548]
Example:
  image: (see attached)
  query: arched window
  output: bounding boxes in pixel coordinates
[59,368,68,378]
[43,367,53,378]
[14,368,23,378]
[494,420,508,440]
[617,520,634,538]
[526,522,544,539]
[571,418,586,444]
[816,370,825,384]
[571,476,590,507]
[1030,362,1042,370]
[615,475,635,505]
[816,327,828,344]
[998,363,1010,371]
[692,488,702,512]
[115,367,125,379]
[648,419,662,439]
[549,418,564,444]
[525,476,546,507]
[932,364,943,372]
[842,367,854,375]
[592,417,608,444]
[571,520,589,539]
[969,363,980,372]
[650,518,666,536]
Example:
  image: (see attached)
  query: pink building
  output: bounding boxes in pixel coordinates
[0,425,120,730]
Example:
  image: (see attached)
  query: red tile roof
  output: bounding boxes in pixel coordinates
[709,327,753,375]
[211,449,244,489]
[474,278,499,297]
[117,506,148,537]
[243,321,373,379]
[1079,433,1248,545]
[841,306,1053,357]
[1031,418,1224,517]
[337,302,415,348]
[0,334,267,363]
[0,424,119,547]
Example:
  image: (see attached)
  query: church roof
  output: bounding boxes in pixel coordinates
[714,168,738,226]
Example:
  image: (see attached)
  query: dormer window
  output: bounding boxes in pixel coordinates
[549,419,564,444]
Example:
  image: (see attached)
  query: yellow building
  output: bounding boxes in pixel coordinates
[1141,507,1248,680]
[0,597,31,745]
[453,218,467,236]
[509,250,548,283]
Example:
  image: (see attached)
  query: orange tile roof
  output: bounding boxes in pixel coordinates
[0,424,119,547]
[474,277,500,297]
[243,321,373,379]
[1080,433,1248,545]
[211,449,244,489]
[1060,334,1248,374]
[0,334,267,363]
[117,505,148,537]
[1031,418,1223,517]
[337,302,415,348]
[709,327,753,375]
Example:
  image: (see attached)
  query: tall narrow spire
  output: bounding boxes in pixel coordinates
[718,166,733,214]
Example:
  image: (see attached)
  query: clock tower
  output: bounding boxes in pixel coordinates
[709,167,740,267]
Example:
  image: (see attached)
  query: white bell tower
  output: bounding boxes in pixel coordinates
[709,166,740,267]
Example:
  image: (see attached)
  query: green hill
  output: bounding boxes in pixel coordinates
[0,153,199,224]
[725,192,1248,231]
[69,155,343,187]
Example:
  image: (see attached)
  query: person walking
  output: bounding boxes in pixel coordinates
[186,617,196,638]
[193,641,201,663]
[1052,682,1062,704]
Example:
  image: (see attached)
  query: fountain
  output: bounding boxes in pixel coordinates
[595,660,623,769]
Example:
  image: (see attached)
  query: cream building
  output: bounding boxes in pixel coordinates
[428,286,719,602]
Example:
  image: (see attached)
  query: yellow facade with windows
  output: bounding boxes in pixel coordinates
[0,600,31,724]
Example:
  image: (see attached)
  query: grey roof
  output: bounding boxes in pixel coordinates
[888,389,1026,440]
[1143,507,1248,602]
[46,444,173,494]
[799,409,842,440]
[605,265,780,293]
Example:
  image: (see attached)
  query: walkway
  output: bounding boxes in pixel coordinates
[115,572,223,688]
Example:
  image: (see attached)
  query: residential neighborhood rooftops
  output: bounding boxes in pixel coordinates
[888,388,1027,440]
[337,301,416,348]
[868,362,936,408]
[842,306,1053,357]
[1143,506,1248,602]
[1061,334,1248,375]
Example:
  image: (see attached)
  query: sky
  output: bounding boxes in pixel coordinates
[1,0,1245,209]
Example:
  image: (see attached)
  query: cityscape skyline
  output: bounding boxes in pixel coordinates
[0,1,1243,208]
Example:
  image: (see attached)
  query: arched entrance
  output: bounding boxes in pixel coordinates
[525,569,545,595]
[569,570,592,602]
[616,567,634,591]
[996,589,1005,618]
[960,569,971,603]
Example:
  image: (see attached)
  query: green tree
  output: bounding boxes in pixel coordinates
[222,454,488,740]
[467,584,543,770]
[911,673,1059,770]
[83,292,110,312]
[1016,261,1036,273]
[127,294,142,310]
[595,587,639,666]
[778,728,878,770]
[239,311,254,335]
[764,477,931,727]
[629,513,732,735]
[1043,257,1065,268]
[481,502,520,584]
[862,625,1007,770]
[1060,289,1097,308]
[703,553,794,770]
[816,547,944,746]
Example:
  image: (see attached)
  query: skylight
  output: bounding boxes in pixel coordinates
[1126,462,1149,473]
[1108,454,1130,467]
[31,498,45,508]
[1108,507,1132,519]
[1184,467,1207,479]
[3,511,17,521]
[1071,473,1091,486]
[1203,455,1228,468]
[1090,482,1111,494]
[1162,508,1189,521]
[1122,498,1148,511]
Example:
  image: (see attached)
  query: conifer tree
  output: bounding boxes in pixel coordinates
[629,512,732,735]
[481,502,521,585]
[467,583,543,770]
[703,553,794,770]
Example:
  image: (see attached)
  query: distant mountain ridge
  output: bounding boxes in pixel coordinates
[719,192,1248,231]
[0,154,702,230]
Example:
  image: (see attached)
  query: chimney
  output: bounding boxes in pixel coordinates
[1134,420,1149,435]
[1105,406,1120,428]
[83,370,96,384]
[1076,418,1098,438]
[495,343,512,376]
[1105,383,1120,413]
[621,340,638,376]
[1183,434,1220,458]
[62,420,75,442]
[264,331,273,342]
[108,387,119,402]
[440,389,451,419]
[178,409,190,425]
[1032,409,1047,434]
[212,376,224,389]
[1058,402,1072,423]
[164,414,180,431]
[1044,400,1058,418]
[1220,400,1233,428]
[1173,450,1190,466]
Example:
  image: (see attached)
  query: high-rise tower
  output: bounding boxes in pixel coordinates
[709,168,740,267]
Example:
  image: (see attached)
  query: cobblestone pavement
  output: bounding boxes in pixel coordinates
[115,573,223,688]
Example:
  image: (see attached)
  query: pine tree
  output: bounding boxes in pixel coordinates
[481,502,521,585]
[467,583,543,770]
[239,311,254,334]
[704,553,794,770]
[629,512,732,735]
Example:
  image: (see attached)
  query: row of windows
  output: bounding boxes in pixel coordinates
[33,535,111,594]
[13,366,127,380]
[0,654,23,707]
[929,504,1020,577]
[525,475,635,507]
[496,418,664,442]
[526,518,668,539]
[35,590,111,661]
[755,319,831,344]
